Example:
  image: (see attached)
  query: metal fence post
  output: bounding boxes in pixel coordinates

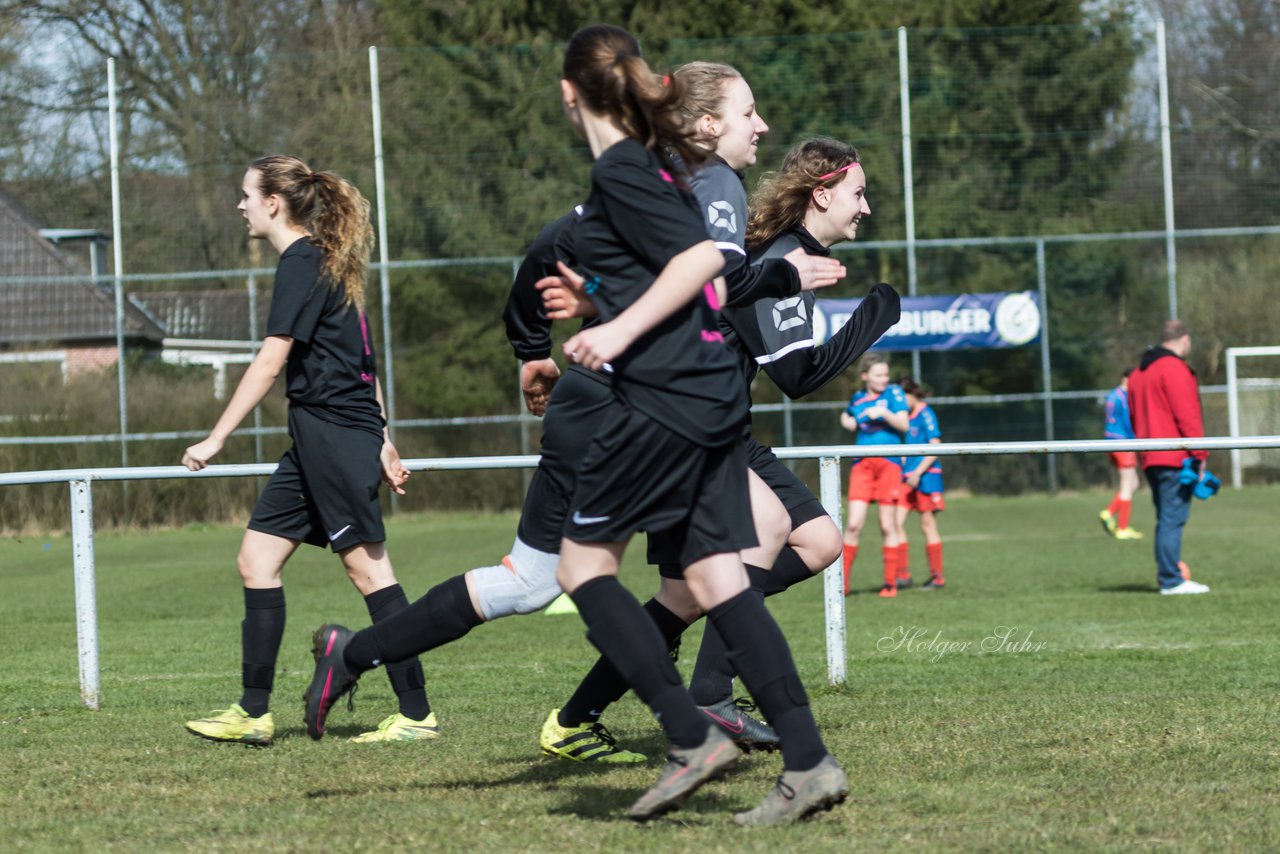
[70,479,101,710]
[819,454,847,685]
[1037,239,1057,493]
[107,58,128,471]
[1157,17,1178,320]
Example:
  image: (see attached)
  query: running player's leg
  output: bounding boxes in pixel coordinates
[339,542,436,738]
[688,471,787,706]
[185,449,310,745]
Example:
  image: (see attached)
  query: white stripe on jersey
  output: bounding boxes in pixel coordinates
[755,338,816,365]
[714,241,746,255]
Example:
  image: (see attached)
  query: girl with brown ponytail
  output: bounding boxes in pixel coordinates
[546,24,847,825]
[181,155,437,747]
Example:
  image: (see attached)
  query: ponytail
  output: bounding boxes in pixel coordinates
[563,24,706,173]
[250,154,374,309]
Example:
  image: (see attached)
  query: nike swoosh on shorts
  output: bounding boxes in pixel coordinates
[571,512,611,525]
[328,524,353,541]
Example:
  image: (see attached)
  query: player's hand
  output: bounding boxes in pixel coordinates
[865,405,887,421]
[537,262,598,320]
[182,436,223,471]
[784,246,846,292]
[840,412,859,433]
[520,359,561,416]
[563,322,628,372]
[906,471,922,488]
[380,440,410,495]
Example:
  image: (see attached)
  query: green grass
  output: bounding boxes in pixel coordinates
[2,488,1279,852]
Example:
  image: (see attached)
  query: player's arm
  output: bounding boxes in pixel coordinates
[764,282,901,399]
[182,335,292,470]
[840,411,859,433]
[906,438,941,487]
[374,378,409,494]
[563,241,724,371]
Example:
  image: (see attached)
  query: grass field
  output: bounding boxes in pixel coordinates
[2,486,1278,852]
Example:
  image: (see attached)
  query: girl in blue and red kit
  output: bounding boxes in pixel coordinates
[895,377,946,590]
[840,353,909,597]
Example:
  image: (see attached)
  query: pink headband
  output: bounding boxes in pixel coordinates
[818,161,859,181]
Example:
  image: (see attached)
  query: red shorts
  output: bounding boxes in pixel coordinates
[1109,451,1137,470]
[904,489,946,513]
[847,458,906,505]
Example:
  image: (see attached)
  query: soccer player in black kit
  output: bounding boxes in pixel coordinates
[545,25,850,825]
[538,81,898,762]
[181,155,433,745]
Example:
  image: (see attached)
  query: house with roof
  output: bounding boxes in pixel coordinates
[0,189,165,376]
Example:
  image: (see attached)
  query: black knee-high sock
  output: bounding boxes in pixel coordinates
[346,575,482,678]
[559,596,689,727]
[239,587,285,717]
[569,577,707,749]
[692,556,812,705]
[363,584,431,721]
[747,546,820,596]
[707,590,826,771]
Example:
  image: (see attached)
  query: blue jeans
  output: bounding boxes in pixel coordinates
[1146,467,1193,590]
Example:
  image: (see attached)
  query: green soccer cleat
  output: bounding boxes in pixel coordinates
[540,708,647,764]
[1115,527,1144,540]
[185,703,274,746]
[350,712,442,743]
[1099,509,1118,537]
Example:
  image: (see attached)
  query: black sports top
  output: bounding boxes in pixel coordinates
[265,237,384,437]
[573,139,747,446]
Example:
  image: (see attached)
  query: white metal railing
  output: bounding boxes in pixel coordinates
[5,435,1280,710]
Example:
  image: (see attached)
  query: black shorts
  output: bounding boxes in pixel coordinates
[516,367,614,553]
[651,434,826,577]
[744,435,827,529]
[248,406,385,552]
[565,404,757,569]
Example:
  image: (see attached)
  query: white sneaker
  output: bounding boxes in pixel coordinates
[1160,579,1210,595]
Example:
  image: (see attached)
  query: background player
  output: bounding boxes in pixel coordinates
[181,155,430,745]
[840,354,909,597]
[1100,368,1144,540]
[895,377,946,590]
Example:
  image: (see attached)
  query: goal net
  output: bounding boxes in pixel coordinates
[1226,346,1280,488]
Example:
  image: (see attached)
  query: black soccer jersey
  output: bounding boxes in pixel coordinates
[265,237,384,437]
[721,225,901,401]
[502,205,588,362]
[689,157,799,308]
[573,139,747,447]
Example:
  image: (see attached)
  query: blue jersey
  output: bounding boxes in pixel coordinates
[1104,386,1134,440]
[902,402,944,494]
[848,384,907,467]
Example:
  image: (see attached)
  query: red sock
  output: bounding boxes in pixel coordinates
[1117,499,1131,530]
[897,541,911,581]
[882,546,897,589]
[1107,494,1122,516]
[842,544,858,593]
[926,542,944,581]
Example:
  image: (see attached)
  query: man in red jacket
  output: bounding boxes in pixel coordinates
[1128,320,1210,595]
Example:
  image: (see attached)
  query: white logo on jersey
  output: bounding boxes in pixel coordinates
[771,296,808,332]
[707,200,737,234]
